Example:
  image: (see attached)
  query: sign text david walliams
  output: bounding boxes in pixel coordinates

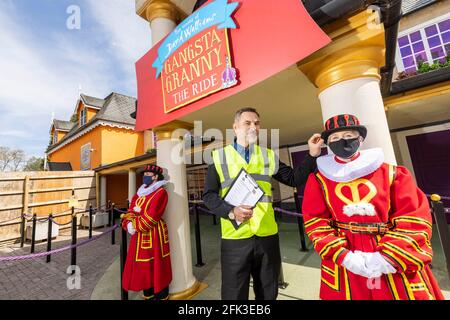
[152,0,239,113]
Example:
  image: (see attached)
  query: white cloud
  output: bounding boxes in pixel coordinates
[0,0,152,158]
[86,0,152,92]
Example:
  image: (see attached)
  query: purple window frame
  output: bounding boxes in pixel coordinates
[398,18,450,72]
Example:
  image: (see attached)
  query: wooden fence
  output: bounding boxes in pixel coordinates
[0,171,96,244]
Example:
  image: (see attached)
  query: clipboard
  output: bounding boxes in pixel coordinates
[222,168,264,230]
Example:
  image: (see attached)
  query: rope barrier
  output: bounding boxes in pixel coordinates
[196,204,303,218]
[18,206,113,226]
[36,216,51,223]
[49,217,75,227]
[0,224,119,262]
[274,207,303,217]
[115,208,129,214]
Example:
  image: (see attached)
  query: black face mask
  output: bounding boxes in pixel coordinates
[328,138,360,159]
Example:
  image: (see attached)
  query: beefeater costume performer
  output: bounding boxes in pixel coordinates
[121,164,172,300]
[302,114,444,300]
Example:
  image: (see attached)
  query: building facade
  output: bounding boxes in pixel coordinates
[45,0,449,299]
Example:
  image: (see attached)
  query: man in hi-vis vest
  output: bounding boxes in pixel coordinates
[203,107,323,300]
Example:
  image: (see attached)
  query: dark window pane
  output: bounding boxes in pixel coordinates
[412,42,425,53]
[410,31,422,42]
[398,35,409,47]
[405,67,417,73]
[403,56,415,67]
[445,43,450,55]
[400,46,412,57]
[442,31,450,44]
[427,35,441,48]
[415,52,428,64]
[425,25,438,37]
[430,47,444,59]
[438,19,450,33]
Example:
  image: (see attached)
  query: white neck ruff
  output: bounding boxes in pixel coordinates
[317,148,384,182]
[137,180,168,197]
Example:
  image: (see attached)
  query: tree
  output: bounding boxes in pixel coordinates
[70,113,78,123]
[0,146,27,171]
[23,157,45,171]
[0,146,12,171]
[9,149,26,171]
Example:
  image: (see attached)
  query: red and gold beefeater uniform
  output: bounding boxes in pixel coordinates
[121,186,172,293]
[302,149,444,300]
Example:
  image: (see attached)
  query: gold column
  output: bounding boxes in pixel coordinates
[298,10,386,92]
[137,1,187,150]
[137,0,186,24]
[298,9,397,165]
[153,120,194,140]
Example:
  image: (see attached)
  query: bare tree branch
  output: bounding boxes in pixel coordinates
[0,146,12,172]
[0,146,26,171]
[10,149,26,171]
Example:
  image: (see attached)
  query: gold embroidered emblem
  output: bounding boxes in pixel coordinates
[134,196,146,212]
[335,179,377,205]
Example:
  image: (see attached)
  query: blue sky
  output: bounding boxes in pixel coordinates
[0,0,152,158]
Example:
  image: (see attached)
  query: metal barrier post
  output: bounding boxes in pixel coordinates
[89,204,93,239]
[430,194,450,279]
[294,191,308,252]
[20,214,26,248]
[120,211,129,300]
[30,214,37,254]
[108,201,112,227]
[71,207,77,274]
[278,263,289,289]
[193,203,204,267]
[111,203,116,245]
[46,214,53,263]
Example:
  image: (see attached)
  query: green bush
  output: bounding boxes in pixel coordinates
[417,54,450,73]
[417,61,430,73]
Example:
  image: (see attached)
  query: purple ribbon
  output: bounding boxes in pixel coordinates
[0,224,119,262]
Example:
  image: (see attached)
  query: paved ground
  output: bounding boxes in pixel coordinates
[0,226,120,300]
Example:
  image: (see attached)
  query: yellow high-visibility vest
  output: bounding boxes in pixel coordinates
[212,144,278,239]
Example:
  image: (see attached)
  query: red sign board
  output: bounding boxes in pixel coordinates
[162,27,236,113]
[135,0,330,131]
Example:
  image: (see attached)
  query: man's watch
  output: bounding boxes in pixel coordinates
[228,210,235,220]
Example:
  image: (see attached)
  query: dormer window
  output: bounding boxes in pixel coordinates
[80,108,87,126]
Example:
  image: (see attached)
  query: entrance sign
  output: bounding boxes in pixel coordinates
[135,0,331,131]
[153,0,239,113]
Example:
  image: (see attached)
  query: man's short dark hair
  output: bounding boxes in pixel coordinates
[234,107,260,122]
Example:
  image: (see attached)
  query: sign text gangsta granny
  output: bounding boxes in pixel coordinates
[153,0,239,113]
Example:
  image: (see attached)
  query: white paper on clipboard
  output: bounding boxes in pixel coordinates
[223,169,264,208]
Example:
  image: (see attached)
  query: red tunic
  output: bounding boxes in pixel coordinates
[302,162,444,300]
[121,187,172,292]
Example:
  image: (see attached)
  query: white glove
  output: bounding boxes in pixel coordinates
[358,251,396,277]
[341,251,373,278]
[127,222,136,236]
